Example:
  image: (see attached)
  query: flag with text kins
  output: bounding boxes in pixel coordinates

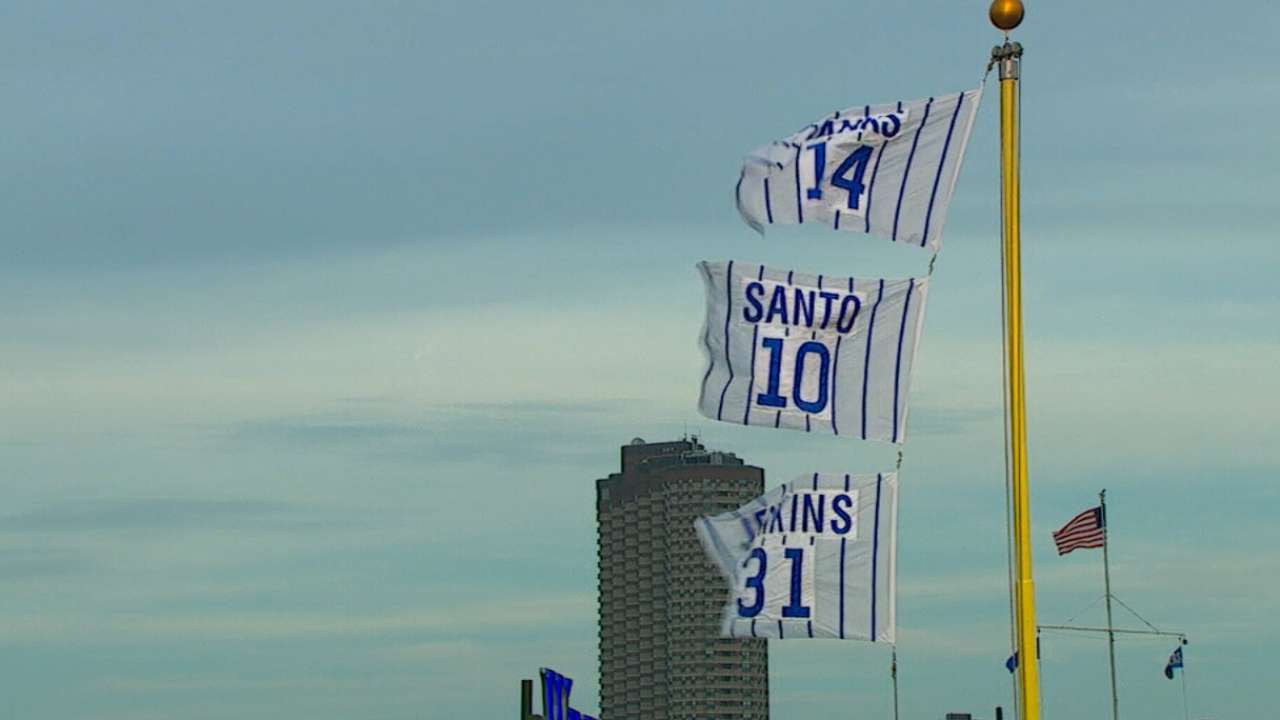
[695,472,899,643]
[735,88,982,251]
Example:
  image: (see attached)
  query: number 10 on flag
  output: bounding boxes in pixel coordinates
[754,332,835,418]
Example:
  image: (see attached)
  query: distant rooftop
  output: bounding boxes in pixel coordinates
[618,436,744,474]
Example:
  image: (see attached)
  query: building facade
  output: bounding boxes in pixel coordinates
[596,438,769,720]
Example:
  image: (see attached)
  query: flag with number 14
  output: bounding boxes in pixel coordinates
[735,88,982,251]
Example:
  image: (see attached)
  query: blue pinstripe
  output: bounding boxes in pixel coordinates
[891,280,916,443]
[715,261,736,420]
[792,145,804,223]
[921,92,966,247]
[864,102,900,234]
[892,97,934,243]
[860,279,886,439]
[697,263,716,409]
[772,270,794,430]
[870,472,883,641]
[735,170,745,217]
[839,470,850,639]
[741,265,765,425]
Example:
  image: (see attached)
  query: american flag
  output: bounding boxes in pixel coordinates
[1052,506,1106,555]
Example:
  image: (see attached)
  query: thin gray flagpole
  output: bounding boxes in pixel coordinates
[890,645,901,717]
[1179,649,1190,720]
[1101,489,1120,720]
[890,454,902,720]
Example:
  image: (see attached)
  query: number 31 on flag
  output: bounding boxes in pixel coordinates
[735,540,815,620]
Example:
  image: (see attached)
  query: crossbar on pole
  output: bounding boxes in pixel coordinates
[1037,625,1187,640]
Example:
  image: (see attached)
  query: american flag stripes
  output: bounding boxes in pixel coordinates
[1051,506,1106,555]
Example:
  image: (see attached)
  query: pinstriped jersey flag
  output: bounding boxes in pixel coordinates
[735,88,982,250]
[696,260,928,444]
[695,471,898,643]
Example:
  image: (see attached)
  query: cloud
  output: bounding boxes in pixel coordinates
[96,674,411,694]
[0,498,299,534]
[374,639,489,663]
[9,592,594,643]
[230,418,417,447]
[223,399,649,467]
[903,402,1002,436]
[0,545,94,578]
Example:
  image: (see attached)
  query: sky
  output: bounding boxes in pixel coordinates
[2,1,1279,718]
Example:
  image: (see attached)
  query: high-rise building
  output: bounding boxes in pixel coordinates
[595,437,769,720]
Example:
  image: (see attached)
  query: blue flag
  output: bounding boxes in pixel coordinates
[1004,637,1041,673]
[1164,646,1184,679]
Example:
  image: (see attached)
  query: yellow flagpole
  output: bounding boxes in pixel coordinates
[989,2,1039,719]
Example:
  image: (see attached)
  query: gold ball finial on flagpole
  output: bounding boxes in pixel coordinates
[989,0,1024,32]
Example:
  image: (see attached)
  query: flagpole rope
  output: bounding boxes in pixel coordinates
[1179,651,1190,720]
[1059,595,1107,627]
[891,646,900,720]
[1036,629,1048,720]
[993,61,1020,718]
[1108,594,1162,633]
[894,441,903,720]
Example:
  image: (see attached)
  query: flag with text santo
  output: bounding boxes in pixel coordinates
[696,260,929,444]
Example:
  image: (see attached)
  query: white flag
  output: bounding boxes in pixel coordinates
[736,88,982,251]
[697,260,928,444]
[695,472,898,643]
